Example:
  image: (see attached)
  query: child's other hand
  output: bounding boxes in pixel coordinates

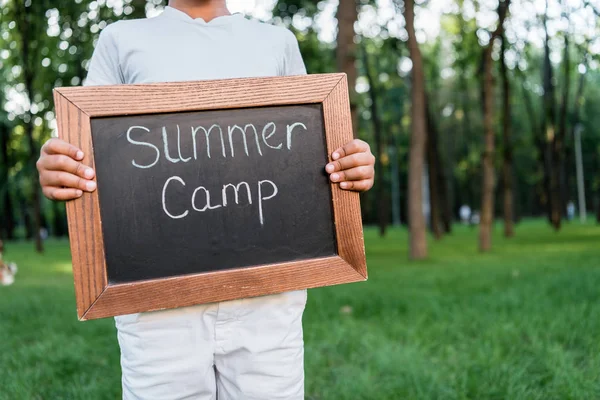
[325,139,375,192]
[37,138,97,201]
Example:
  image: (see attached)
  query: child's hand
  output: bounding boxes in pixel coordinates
[37,138,97,201]
[325,139,375,192]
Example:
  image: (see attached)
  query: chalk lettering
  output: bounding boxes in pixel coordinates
[261,122,282,150]
[162,176,189,219]
[128,120,308,168]
[257,180,278,226]
[192,124,226,159]
[126,126,160,169]
[228,124,263,157]
[162,126,181,163]
[176,125,191,163]
[286,122,307,150]
[192,186,222,212]
[222,182,253,207]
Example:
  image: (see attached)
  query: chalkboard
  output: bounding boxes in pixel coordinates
[91,104,336,283]
[54,74,366,320]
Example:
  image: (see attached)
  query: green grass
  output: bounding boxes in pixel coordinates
[1,220,600,399]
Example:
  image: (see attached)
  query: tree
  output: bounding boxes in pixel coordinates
[542,0,561,230]
[501,34,514,237]
[10,1,46,252]
[425,94,444,239]
[424,37,452,236]
[514,52,551,219]
[362,43,388,236]
[555,2,571,222]
[0,56,15,240]
[403,0,428,259]
[336,0,359,135]
[0,121,15,240]
[450,2,482,221]
[479,0,510,252]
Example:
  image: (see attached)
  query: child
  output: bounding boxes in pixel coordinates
[37,1,375,399]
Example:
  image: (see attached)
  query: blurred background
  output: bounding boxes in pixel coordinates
[1,0,600,399]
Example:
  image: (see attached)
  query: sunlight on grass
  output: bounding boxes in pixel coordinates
[53,262,75,274]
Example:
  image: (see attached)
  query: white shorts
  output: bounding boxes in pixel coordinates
[114,289,307,400]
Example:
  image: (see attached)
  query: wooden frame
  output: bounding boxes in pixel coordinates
[53,73,366,321]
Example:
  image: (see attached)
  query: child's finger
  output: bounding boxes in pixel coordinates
[339,180,373,192]
[40,171,96,192]
[42,138,84,160]
[331,139,370,160]
[42,186,84,201]
[38,154,95,179]
[326,152,375,173]
[329,166,374,183]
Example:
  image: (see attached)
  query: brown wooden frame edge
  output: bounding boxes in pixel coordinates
[53,73,367,321]
[53,90,108,319]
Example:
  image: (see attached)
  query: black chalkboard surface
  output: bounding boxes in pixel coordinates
[91,104,336,283]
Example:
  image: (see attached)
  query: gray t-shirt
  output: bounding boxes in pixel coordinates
[85,6,307,86]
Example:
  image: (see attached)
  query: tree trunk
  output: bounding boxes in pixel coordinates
[24,126,43,251]
[555,29,571,220]
[336,0,359,135]
[16,3,43,252]
[564,67,584,208]
[425,95,443,239]
[479,0,510,252]
[597,134,600,224]
[390,75,404,227]
[542,2,561,230]
[362,46,387,236]
[501,35,514,237]
[597,189,600,224]
[457,9,476,223]
[569,50,587,206]
[439,157,452,233]
[459,60,474,217]
[0,123,15,240]
[404,0,428,259]
[515,67,550,217]
[426,87,452,234]
[52,201,67,237]
[21,193,32,240]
